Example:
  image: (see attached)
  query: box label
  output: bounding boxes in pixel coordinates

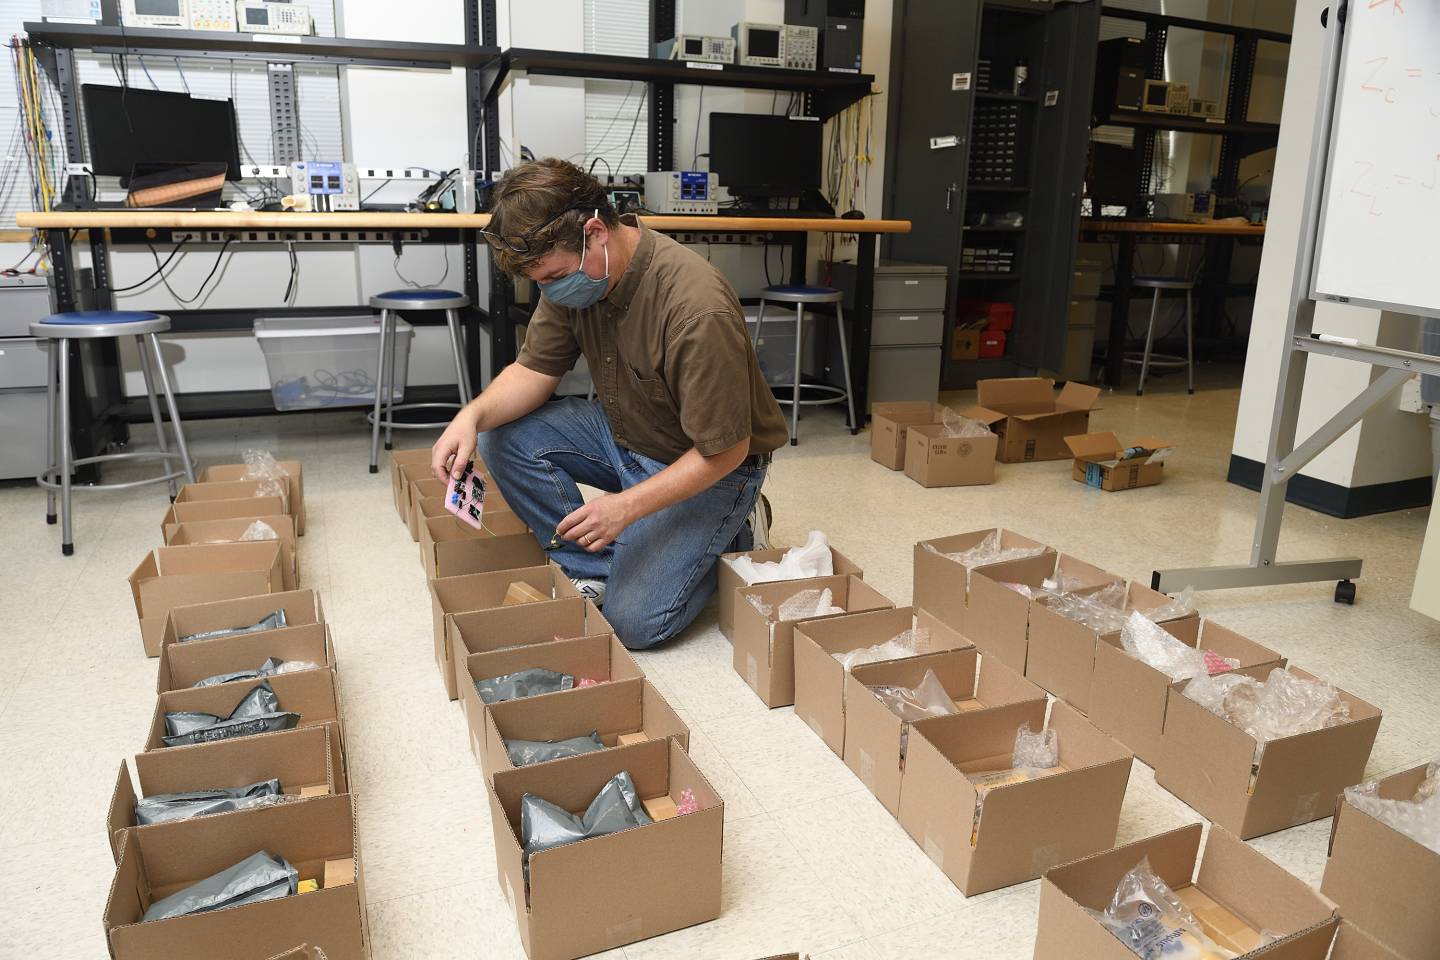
[1085,463,1104,488]
[686,61,723,71]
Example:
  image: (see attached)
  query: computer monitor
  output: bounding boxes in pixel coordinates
[708,113,822,198]
[81,84,242,184]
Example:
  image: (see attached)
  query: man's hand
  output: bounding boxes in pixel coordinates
[556,493,636,553]
[432,407,480,482]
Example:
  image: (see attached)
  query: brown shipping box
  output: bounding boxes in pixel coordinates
[450,597,610,709]
[732,574,894,708]
[844,646,1048,815]
[164,480,297,536]
[1034,823,1338,960]
[903,423,999,487]
[793,606,968,756]
[429,563,588,701]
[419,510,544,580]
[717,543,864,640]
[898,700,1132,896]
[1330,922,1408,960]
[910,528,1054,643]
[1024,581,1198,715]
[460,633,644,762]
[489,738,723,960]
[407,477,447,541]
[161,589,325,651]
[870,401,948,470]
[106,724,337,862]
[960,377,1101,463]
[199,460,306,533]
[1321,763,1440,960]
[161,494,288,533]
[389,448,433,518]
[163,515,300,591]
[104,793,367,960]
[1064,432,1176,492]
[478,676,689,775]
[1155,663,1382,839]
[128,541,286,657]
[1089,618,1285,767]
[964,552,1118,675]
[157,621,335,694]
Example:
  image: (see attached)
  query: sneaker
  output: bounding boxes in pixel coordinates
[570,578,606,607]
[748,493,773,550]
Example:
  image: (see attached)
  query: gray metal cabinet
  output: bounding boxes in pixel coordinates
[832,260,947,405]
[0,276,56,481]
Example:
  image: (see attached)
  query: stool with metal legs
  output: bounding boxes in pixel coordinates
[31,311,196,556]
[367,289,472,473]
[1124,276,1196,396]
[753,284,857,446]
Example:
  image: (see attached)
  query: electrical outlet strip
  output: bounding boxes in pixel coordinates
[169,230,425,244]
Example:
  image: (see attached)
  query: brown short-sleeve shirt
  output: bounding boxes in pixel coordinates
[516,217,789,464]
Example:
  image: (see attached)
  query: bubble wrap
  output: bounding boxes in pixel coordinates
[777,587,845,621]
[1183,667,1351,755]
[922,530,1047,569]
[242,449,289,506]
[1343,761,1440,854]
[1086,856,1239,959]
[865,668,960,723]
[834,627,931,672]
[1044,579,1131,633]
[1120,611,1237,682]
[1012,722,1058,769]
[239,520,279,541]
[723,530,834,585]
[941,408,994,439]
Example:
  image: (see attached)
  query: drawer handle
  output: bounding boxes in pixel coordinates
[898,316,920,321]
[904,280,920,285]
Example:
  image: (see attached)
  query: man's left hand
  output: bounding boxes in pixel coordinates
[556,493,636,553]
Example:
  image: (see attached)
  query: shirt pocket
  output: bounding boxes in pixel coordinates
[625,363,677,410]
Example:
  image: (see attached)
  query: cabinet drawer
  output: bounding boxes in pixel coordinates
[868,345,942,407]
[872,310,945,346]
[0,337,49,390]
[873,274,947,311]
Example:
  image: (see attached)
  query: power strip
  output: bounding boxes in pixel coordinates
[673,232,780,245]
[170,230,425,244]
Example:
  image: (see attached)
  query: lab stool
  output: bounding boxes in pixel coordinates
[31,311,196,556]
[368,289,472,473]
[753,285,857,445]
[1124,276,1195,396]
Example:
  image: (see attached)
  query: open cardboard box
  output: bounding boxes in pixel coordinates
[461,633,644,764]
[429,563,589,701]
[199,460,305,534]
[128,542,286,657]
[164,480,296,536]
[104,793,367,960]
[904,422,999,487]
[157,622,334,694]
[1034,823,1339,960]
[959,377,1101,463]
[478,677,688,776]
[911,528,1054,646]
[732,574,894,708]
[1089,618,1285,767]
[1064,432,1176,492]
[1024,580,1198,715]
[389,448,434,519]
[161,589,325,652]
[964,551,1116,675]
[163,515,300,591]
[1320,762,1439,960]
[898,700,1132,896]
[107,724,337,862]
[794,606,968,756]
[717,543,863,640]
[844,646,1048,815]
[1155,664,1382,839]
[161,494,288,534]
[488,737,723,960]
[870,401,949,470]
[419,510,544,580]
[1329,922,1407,960]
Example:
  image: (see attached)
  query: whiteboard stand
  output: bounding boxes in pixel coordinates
[1154,0,1440,604]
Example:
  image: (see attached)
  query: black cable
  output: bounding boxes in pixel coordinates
[692,87,704,169]
[361,178,392,204]
[110,239,191,292]
[146,237,234,304]
[588,156,612,179]
[283,242,298,303]
[615,86,648,174]
[763,244,773,287]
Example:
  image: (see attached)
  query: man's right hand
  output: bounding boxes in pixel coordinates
[432,407,480,482]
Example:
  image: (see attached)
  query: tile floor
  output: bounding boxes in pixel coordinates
[2,374,1437,960]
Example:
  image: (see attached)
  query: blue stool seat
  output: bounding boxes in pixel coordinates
[41,310,160,324]
[374,288,465,301]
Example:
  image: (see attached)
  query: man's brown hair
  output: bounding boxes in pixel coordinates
[485,158,619,276]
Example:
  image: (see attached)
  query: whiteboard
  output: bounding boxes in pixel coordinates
[1311,0,1440,316]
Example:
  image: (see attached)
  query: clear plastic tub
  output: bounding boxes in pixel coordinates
[254,315,412,411]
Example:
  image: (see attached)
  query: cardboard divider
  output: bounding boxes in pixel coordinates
[161,495,287,534]
[910,528,1055,640]
[166,480,297,537]
[964,552,1111,674]
[870,401,950,470]
[161,589,325,652]
[451,597,611,709]
[389,449,436,519]
[157,622,335,694]
[903,423,999,487]
[164,514,300,591]
[129,542,287,657]
[716,543,863,640]
[419,510,546,581]
[199,461,305,534]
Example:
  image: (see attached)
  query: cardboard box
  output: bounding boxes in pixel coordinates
[477,677,689,775]
[1064,432,1176,492]
[898,700,1132,895]
[903,422,999,487]
[911,529,1055,644]
[1321,763,1439,960]
[1155,664,1382,839]
[199,460,306,534]
[165,480,297,537]
[107,724,337,862]
[1035,823,1339,960]
[160,494,288,533]
[128,542,286,657]
[157,622,335,694]
[488,738,723,960]
[419,510,544,580]
[1024,581,1198,715]
[951,328,980,362]
[1089,618,1285,767]
[717,544,864,640]
[460,632,644,761]
[163,515,300,591]
[732,574,894,708]
[1330,922,1407,960]
[844,646,1048,815]
[793,606,968,756]
[959,378,1101,463]
[389,448,434,519]
[161,589,325,651]
[964,552,1116,675]
[869,401,948,470]
[407,477,446,541]
[429,564,588,701]
[103,793,367,960]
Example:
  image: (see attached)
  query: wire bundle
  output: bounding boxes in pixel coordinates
[821,94,875,279]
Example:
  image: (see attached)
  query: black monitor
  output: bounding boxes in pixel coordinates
[81,84,242,184]
[708,113,823,198]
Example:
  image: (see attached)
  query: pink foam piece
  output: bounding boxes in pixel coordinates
[575,677,603,688]
[676,788,699,816]
[1202,650,1235,676]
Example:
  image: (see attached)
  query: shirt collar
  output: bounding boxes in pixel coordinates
[604,214,653,314]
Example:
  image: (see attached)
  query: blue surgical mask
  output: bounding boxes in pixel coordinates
[539,213,610,309]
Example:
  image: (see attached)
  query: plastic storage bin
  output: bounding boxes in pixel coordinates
[254,316,412,411]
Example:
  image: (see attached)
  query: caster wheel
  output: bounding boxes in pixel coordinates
[368,465,378,474]
[1334,579,1356,605]
[62,542,74,556]
[46,513,56,525]
[849,428,859,436]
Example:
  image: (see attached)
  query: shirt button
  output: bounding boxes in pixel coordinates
[605,356,614,363]
[608,397,616,404]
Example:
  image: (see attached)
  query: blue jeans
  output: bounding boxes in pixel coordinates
[478,398,766,650]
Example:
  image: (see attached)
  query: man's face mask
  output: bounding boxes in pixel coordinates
[538,210,610,309]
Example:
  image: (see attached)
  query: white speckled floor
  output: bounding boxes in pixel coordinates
[2,371,1436,960]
